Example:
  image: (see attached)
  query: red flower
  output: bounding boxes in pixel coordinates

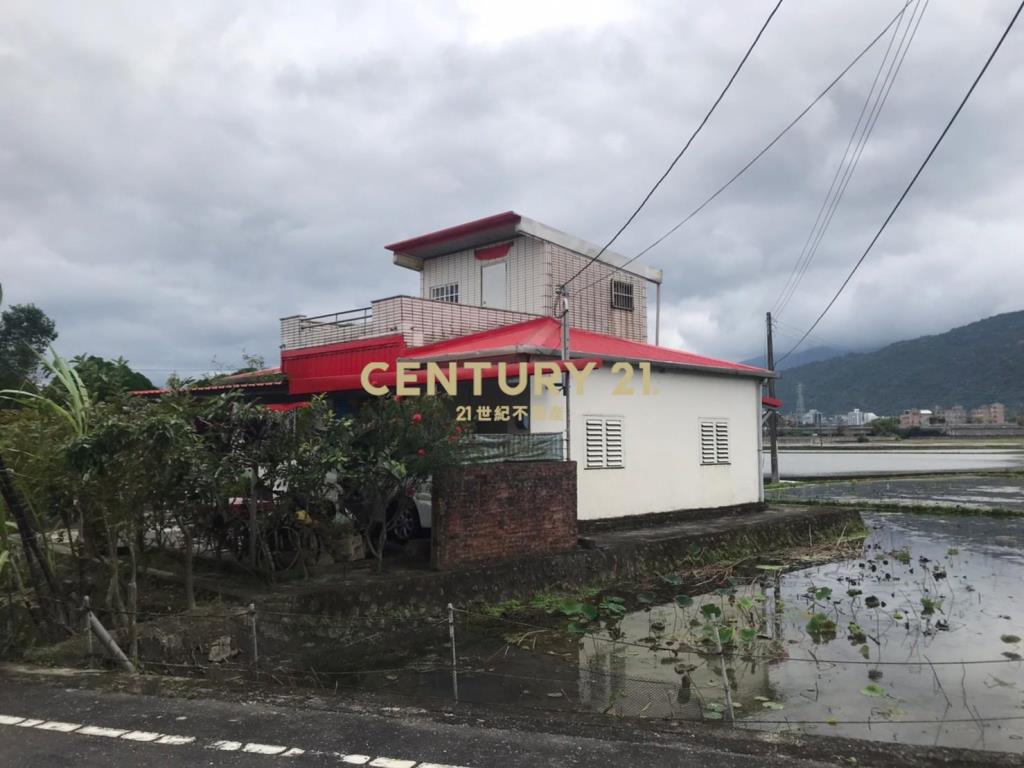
[417,448,427,457]
[412,413,423,424]
[454,426,462,435]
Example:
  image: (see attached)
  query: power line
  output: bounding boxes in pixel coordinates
[771,0,920,317]
[562,0,785,289]
[777,0,1024,364]
[573,0,915,299]
[773,0,930,319]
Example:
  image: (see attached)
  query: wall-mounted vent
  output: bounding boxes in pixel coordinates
[699,419,730,465]
[585,416,624,469]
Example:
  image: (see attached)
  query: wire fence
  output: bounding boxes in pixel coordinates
[57,594,1024,738]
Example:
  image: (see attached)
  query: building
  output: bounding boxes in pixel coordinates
[971,403,1006,425]
[800,408,823,427]
[936,405,967,425]
[278,212,773,522]
[899,408,933,429]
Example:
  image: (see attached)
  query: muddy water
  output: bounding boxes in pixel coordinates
[443,513,1024,752]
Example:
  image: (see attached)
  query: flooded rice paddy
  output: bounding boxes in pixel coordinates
[408,512,1024,753]
[770,475,1024,513]
[767,448,1023,478]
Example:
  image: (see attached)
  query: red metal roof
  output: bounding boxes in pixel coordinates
[385,211,521,255]
[403,317,772,378]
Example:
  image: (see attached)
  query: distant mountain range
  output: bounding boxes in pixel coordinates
[742,345,856,372]
[770,310,1024,417]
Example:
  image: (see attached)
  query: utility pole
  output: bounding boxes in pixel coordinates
[558,286,571,462]
[766,312,779,484]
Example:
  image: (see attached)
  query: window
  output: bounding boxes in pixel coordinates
[430,283,459,303]
[610,280,634,311]
[585,416,624,469]
[699,419,730,465]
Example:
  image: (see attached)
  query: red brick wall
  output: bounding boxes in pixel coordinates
[431,461,577,570]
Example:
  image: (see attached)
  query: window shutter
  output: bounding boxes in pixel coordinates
[714,421,729,464]
[700,421,717,465]
[604,418,624,468]
[585,417,606,469]
[700,419,729,465]
[585,416,625,469]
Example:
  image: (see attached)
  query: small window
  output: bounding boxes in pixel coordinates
[610,280,634,311]
[585,416,624,469]
[430,283,459,303]
[700,419,730,465]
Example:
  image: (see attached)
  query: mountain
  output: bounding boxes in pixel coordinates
[742,345,854,371]
[775,310,1024,417]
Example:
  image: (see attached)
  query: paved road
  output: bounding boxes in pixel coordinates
[0,677,837,768]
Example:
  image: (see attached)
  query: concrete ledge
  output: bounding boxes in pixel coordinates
[578,501,767,533]
[265,505,863,623]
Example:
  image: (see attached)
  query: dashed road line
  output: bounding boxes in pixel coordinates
[0,712,472,767]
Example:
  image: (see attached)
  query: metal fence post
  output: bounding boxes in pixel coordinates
[83,596,93,664]
[249,602,259,667]
[447,603,459,702]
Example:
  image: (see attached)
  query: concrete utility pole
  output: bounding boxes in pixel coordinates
[766,312,780,484]
[558,286,571,462]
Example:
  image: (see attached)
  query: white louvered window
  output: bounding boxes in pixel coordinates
[430,283,459,303]
[699,419,730,465]
[584,416,624,469]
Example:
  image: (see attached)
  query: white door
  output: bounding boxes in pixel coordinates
[481,261,507,309]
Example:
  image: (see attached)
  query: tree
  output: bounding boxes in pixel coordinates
[0,303,58,393]
[344,395,468,572]
[59,356,154,403]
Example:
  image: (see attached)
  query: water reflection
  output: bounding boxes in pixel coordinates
[570,513,1024,751]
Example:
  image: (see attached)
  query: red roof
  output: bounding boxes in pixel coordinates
[385,211,521,256]
[403,317,771,378]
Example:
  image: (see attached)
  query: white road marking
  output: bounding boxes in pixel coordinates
[243,742,289,755]
[79,725,129,738]
[210,739,243,751]
[34,721,81,732]
[156,734,195,745]
[0,712,475,766]
[122,731,163,742]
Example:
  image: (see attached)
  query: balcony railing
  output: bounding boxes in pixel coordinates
[281,295,540,351]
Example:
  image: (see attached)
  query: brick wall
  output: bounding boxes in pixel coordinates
[431,461,577,570]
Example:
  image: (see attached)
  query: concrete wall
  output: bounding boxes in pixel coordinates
[531,367,763,520]
[431,461,578,570]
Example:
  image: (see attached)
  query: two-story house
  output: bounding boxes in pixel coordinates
[275,212,773,524]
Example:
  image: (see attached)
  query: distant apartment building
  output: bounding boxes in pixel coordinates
[935,404,967,425]
[899,408,934,429]
[845,408,878,427]
[901,403,1005,430]
[971,402,1006,425]
[800,408,823,427]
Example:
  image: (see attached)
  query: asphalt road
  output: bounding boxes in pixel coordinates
[0,677,836,768]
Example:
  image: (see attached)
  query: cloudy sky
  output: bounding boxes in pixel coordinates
[2,0,1022,380]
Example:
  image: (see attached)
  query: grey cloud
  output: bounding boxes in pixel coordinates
[1,0,1021,379]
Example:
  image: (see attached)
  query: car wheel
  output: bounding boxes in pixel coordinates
[389,497,423,542]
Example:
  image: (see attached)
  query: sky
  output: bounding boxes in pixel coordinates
[1,0,1022,381]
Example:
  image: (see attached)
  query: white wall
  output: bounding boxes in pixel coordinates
[420,235,550,316]
[531,366,762,520]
